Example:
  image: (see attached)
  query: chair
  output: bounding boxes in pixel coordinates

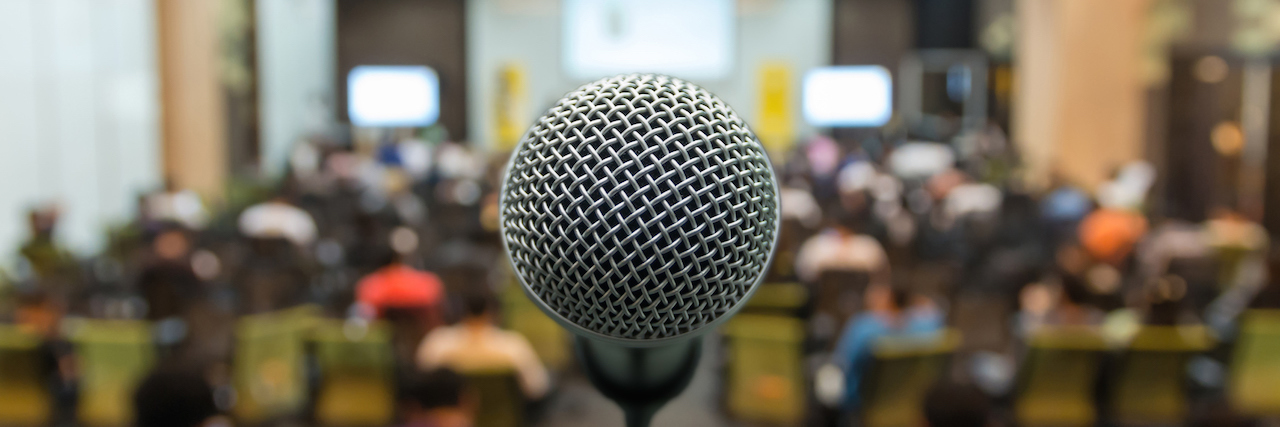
[859,329,961,427]
[1109,325,1213,426]
[231,305,319,424]
[1229,309,1280,416]
[741,282,809,316]
[312,319,395,427]
[1015,327,1108,427]
[0,325,51,427]
[723,313,807,425]
[71,319,156,427]
[463,370,526,427]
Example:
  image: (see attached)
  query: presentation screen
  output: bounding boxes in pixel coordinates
[803,66,893,127]
[562,0,734,80]
[347,65,440,127]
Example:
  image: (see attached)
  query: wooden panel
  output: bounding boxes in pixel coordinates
[336,0,467,140]
[157,0,227,201]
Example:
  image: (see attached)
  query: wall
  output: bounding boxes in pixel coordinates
[1014,0,1150,189]
[0,0,162,256]
[257,0,336,176]
[466,0,833,149]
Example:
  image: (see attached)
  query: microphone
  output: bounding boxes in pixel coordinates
[499,74,779,427]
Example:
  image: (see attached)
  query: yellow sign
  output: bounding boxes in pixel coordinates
[755,62,794,154]
[494,63,528,151]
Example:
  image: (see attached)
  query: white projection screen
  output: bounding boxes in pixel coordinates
[803,66,893,127]
[347,65,440,127]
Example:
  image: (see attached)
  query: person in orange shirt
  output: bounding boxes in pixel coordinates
[1079,208,1148,266]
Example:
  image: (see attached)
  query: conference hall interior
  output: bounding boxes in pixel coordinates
[1,0,1278,426]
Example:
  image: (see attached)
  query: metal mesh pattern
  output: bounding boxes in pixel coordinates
[501,74,778,341]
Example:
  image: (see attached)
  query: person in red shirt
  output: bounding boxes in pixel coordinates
[355,253,445,316]
[356,245,448,366]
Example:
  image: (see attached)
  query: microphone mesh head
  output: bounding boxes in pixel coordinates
[501,74,779,342]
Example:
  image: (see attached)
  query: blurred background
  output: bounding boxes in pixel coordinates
[2,0,1280,426]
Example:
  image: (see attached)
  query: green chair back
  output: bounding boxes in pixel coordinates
[463,370,525,427]
[860,329,961,427]
[0,325,51,426]
[1015,327,1107,427]
[1110,325,1212,425]
[231,305,319,424]
[1230,309,1280,416]
[312,319,395,427]
[723,313,807,425]
[742,283,809,315]
[70,319,156,427]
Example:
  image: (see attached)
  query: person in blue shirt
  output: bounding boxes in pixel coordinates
[833,283,944,410]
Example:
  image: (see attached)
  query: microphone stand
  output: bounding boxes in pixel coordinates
[575,336,703,427]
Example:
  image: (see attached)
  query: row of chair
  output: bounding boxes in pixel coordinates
[0,305,526,427]
[721,282,1280,427]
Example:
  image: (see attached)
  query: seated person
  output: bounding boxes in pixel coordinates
[133,368,224,427]
[355,248,445,320]
[357,246,447,365]
[794,209,889,285]
[137,227,202,321]
[399,368,475,427]
[416,294,550,400]
[1045,274,1106,328]
[833,284,943,410]
[238,195,318,247]
[144,178,209,230]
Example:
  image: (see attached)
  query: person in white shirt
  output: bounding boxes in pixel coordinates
[146,179,209,230]
[237,196,318,247]
[794,210,890,285]
[417,294,551,400]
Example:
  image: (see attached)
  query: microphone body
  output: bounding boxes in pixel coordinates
[500,74,779,426]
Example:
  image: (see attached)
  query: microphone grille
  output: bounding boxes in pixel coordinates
[500,74,779,342]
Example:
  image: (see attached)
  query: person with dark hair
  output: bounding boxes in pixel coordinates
[416,293,549,400]
[399,368,474,427]
[133,369,221,427]
[137,227,202,320]
[923,382,991,427]
[832,283,943,411]
[1046,274,1105,327]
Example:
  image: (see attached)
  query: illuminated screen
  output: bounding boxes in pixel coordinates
[347,66,439,127]
[803,66,893,127]
[562,0,733,80]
